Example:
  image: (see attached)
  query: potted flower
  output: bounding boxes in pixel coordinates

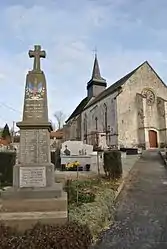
[65,161,81,171]
[73,161,80,171]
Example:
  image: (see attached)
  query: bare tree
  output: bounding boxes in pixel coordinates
[54,111,66,130]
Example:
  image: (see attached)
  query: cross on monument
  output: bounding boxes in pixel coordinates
[29,45,46,71]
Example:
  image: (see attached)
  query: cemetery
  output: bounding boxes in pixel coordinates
[0,45,140,248]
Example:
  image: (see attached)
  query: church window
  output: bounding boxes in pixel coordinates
[141,88,155,106]
[95,117,98,130]
[104,103,107,132]
[84,114,87,143]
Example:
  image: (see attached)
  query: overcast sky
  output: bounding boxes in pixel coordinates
[0,0,167,129]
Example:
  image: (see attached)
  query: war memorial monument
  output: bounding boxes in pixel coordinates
[0,45,67,230]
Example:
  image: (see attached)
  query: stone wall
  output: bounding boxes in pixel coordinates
[117,62,167,148]
[81,91,119,147]
[64,114,81,141]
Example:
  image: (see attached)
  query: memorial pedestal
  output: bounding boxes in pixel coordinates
[0,45,67,231]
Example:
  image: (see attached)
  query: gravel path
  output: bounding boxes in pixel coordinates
[93,150,167,249]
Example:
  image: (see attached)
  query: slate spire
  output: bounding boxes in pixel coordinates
[91,54,102,80]
[87,53,107,98]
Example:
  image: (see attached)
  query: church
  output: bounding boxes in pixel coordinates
[64,55,167,149]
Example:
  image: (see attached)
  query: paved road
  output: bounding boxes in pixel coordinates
[93,150,167,249]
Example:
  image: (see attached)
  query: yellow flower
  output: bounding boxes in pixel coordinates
[74,161,80,166]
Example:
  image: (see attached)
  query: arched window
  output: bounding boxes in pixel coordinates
[95,117,98,131]
[83,114,87,143]
[104,103,107,132]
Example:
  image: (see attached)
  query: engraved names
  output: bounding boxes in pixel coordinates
[19,129,49,164]
[38,129,49,163]
[20,167,46,188]
[20,130,37,164]
[24,101,44,120]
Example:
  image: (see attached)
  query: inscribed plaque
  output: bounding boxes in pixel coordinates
[20,167,46,188]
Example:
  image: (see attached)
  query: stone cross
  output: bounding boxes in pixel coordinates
[29,45,46,71]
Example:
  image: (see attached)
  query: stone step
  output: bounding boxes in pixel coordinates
[0,192,67,213]
[0,210,68,231]
[1,183,63,200]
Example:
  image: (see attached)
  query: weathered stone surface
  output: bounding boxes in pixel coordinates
[116,63,167,148]
[1,183,63,200]
[18,129,50,165]
[0,211,67,232]
[0,192,67,212]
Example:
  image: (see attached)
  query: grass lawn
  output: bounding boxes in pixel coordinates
[65,176,120,241]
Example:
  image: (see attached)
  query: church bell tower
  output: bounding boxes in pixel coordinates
[87,53,107,98]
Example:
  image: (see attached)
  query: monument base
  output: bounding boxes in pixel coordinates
[0,211,67,231]
[0,191,67,212]
[0,183,63,199]
[0,191,68,231]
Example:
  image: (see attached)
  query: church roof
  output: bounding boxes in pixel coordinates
[84,61,147,109]
[66,60,162,122]
[65,97,89,123]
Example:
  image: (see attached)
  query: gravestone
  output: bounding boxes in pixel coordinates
[0,45,67,230]
[61,140,93,156]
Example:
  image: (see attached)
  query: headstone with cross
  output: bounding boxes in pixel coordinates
[1,46,67,220]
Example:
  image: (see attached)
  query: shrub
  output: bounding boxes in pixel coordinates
[0,223,17,238]
[0,151,16,186]
[65,179,96,205]
[0,222,92,249]
[1,235,29,249]
[103,150,122,179]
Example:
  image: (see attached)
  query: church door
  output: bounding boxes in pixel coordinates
[148,130,158,148]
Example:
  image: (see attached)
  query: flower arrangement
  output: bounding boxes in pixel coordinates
[66,161,80,171]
